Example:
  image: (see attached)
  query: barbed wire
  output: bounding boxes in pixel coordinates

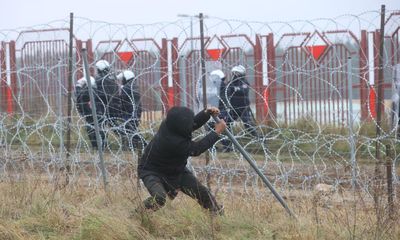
[0,10,399,199]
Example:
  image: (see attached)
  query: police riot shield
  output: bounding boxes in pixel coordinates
[196,61,223,111]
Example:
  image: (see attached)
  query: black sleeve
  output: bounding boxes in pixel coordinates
[192,110,211,131]
[188,132,220,156]
[233,79,249,97]
[132,84,142,119]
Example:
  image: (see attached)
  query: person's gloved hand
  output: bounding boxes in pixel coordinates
[214,119,226,135]
[205,107,220,117]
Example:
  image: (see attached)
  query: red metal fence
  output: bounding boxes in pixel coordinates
[0,23,399,125]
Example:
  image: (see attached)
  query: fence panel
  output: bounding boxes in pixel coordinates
[14,29,71,117]
[274,31,361,125]
[94,38,163,123]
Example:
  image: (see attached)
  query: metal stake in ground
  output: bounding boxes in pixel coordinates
[82,48,108,191]
[198,12,212,189]
[66,12,74,160]
[212,115,296,218]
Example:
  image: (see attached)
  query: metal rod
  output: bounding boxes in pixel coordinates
[392,63,400,138]
[212,115,296,218]
[66,12,74,160]
[375,5,385,160]
[57,59,64,162]
[347,57,357,190]
[199,12,212,188]
[199,13,207,109]
[373,3,386,216]
[82,48,108,191]
[385,144,394,219]
[190,17,194,53]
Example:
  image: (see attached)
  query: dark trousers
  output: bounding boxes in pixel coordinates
[82,114,104,149]
[141,171,221,213]
[85,124,98,149]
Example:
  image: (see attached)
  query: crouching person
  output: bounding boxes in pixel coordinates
[137,106,226,215]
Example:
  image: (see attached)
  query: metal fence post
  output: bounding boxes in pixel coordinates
[373,4,386,221]
[385,144,394,219]
[347,57,357,190]
[66,12,74,161]
[359,30,369,121]
[266,33,277,124]
[198,13,212,189]
[57,59,64,163]
[82,48,108,191]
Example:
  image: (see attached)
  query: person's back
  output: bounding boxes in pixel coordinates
[139,107,218,176]
[224,65,259,141]
[75,76,99,149]
[96,74,119,117]
[94,60,119,117]
[227,66,250,111]
[120,77,142,121]
[75,78,90,117]
[117,70,144,150]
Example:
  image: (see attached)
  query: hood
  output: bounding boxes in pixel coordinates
[165,106,194,138]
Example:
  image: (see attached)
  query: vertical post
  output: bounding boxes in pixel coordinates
[0,42,6,112]
[199,13,207,109]
[359,30,369,121]
[385,144,394,219]
[9,41,17,113]
[375,5,385,160]
[199,13,211,188]
[66,12,74,160]
[347,57,357,190]
[374,3,385,219]
[86,39,95,76]
[266,33,277,123]
[75,40,83,79]
[171,38,180,105]
[57,59,64,161]
[160,38,170,113]
[395,64,400,138]
[254,35,263,122]
[190,17,194,53]
[82,48,108,191]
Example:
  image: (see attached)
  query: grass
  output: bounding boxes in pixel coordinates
[0,173,398,240]
[2,113,399,159]
[0,113,398,239]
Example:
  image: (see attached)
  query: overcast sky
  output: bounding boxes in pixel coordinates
[1,0,399,30]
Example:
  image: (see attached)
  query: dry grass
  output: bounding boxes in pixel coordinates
[0,173,398,240]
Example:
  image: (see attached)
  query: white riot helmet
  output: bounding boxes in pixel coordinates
[95,60,111,73]
[76,76,96,88]
[231,65,246,76]
[117,70,135,84]
[210,69,225,79]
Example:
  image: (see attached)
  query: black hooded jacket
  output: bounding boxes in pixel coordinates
[138,107,220,177]
[75,84,91,117]
[226,75,251,110]
[94,72,120,117]
[120,80,142,120]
